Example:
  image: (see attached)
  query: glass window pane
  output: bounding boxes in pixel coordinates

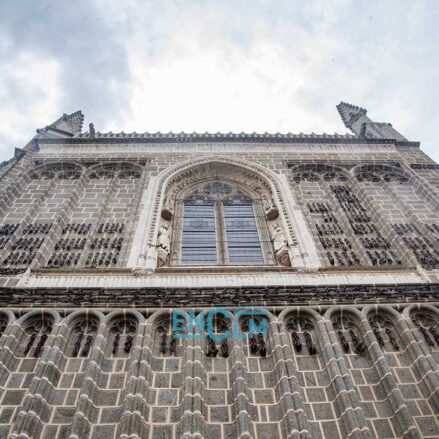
[223,201,264,264]
[181,201,218,265]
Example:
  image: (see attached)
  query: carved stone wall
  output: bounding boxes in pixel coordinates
[0,298,438,438]
[0,130,438,438]
[288,162,439,272]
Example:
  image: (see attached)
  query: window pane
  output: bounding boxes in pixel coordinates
[181,201,218,265]
[223,201,264,264]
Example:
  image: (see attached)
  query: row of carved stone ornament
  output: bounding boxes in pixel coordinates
[2,303,439,438]
[1,284,438,307]
[290,163,411,184]
[29,162,144,180]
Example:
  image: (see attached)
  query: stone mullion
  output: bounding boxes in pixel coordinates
[386,181,436,231]
[118,170,148,267]
[288,182,324,266]
[323,182,372,266]
[10,318,67,438]
[386,183,433,223]
[116,320,154,438]
[271,320,312,439]
[359,317,421,439]
[400,164,439,212]
[30,174,89,270]
[350,180,418,267]
[76,178,119,268]
[290,180,334,267]
[228,335,256,439]
[320,318,371,439]
[0,180,58,266]
[68,321,108,438]
[385,183,439,265]
[398,316,439,413]
[0,153,35,218]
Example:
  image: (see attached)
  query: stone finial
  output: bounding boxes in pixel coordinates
[336,101,407,140]
[89,123,96,139]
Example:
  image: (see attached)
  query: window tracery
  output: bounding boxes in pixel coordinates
[410,309,439,350]
[0,316,8,336]
[167,181,272,266]
[354,164,409,184]
[284,313,318,356]
[20,315,53,358]
[69,316,99,357]
[239,315,269,357]
[108,317,137,357]
[332,313,366,355]
[291,164,349,183]
[30,163,83,180]
[368,314,400,351]
[155,161,294,268]
[154,316,180,357]
[204,313,230,358]
[88,163,142,179]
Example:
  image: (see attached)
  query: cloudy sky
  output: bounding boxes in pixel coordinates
[1,0,438,161]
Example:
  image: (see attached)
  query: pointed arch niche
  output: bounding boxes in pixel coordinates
[133,157,309,271]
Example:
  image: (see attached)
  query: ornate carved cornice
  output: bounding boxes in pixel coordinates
[1,283,438,308]
[36,136,415,146]
[410,163,439,170]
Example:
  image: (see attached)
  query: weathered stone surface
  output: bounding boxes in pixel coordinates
[0,104,438,438]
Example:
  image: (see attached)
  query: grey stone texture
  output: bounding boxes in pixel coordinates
[0,104,438,437]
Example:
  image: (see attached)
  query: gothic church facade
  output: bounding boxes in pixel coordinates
[0,102,438,438]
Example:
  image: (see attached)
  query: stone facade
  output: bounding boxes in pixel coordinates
[0,104,438,438]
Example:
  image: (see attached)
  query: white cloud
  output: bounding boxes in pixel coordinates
[0,0,438,162]
[108,0,351,135]
[0,48,62,157]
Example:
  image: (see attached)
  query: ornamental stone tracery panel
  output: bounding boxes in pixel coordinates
[288,161,439,271]
[0,160,146,274]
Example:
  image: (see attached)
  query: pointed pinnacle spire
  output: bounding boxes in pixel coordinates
[336,102,368,129]
[36,110,84,138]
[336,101,407,140]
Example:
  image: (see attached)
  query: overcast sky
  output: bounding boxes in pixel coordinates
[1,0,438,162]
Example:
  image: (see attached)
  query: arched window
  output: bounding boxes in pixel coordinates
[173,182,271,266]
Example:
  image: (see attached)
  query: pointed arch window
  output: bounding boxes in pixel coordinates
[175,182,271,266]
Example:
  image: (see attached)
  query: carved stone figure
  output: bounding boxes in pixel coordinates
[254,186,279,220]
[272,224,291,266]
[157,223,170,252]
[157,223,171,267]
[265,201,279,220]
[161,191,177,220]
[89,123,95,139]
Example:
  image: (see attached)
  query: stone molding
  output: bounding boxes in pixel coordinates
[2,283,438,307]
[136,156,309,271]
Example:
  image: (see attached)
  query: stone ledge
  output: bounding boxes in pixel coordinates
[1,283,438,308]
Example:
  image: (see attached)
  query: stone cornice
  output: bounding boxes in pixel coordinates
[35,136,420,147]
[1,283,437,308]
